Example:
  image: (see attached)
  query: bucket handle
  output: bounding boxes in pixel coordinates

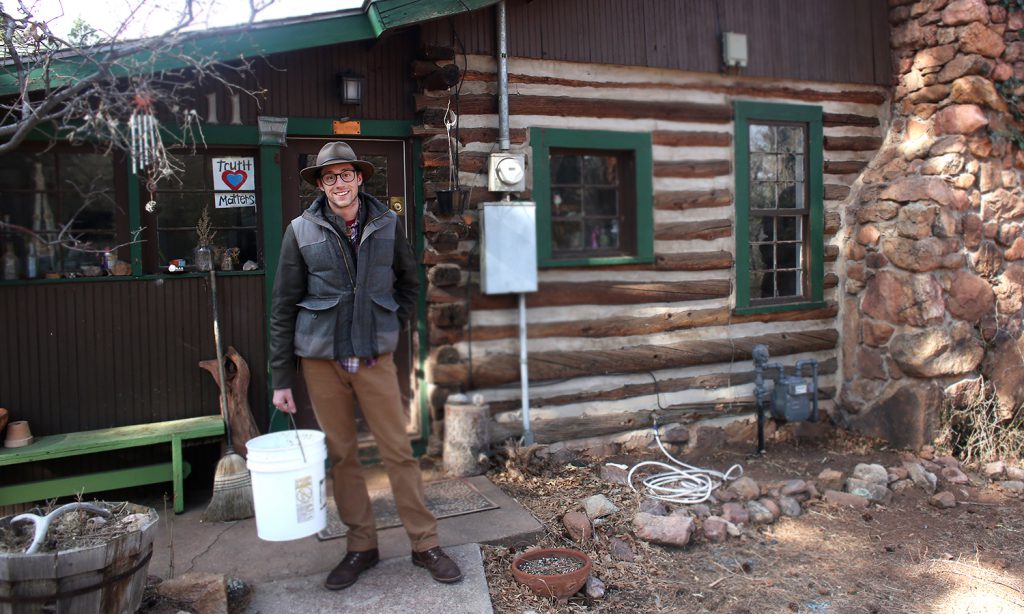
[287,411,307,464]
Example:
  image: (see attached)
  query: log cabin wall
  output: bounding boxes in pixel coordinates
[414,0,891,446]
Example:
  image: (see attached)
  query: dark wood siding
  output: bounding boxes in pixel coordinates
[423,0,891,86]
[222,33,420,124]
[0,275,267,437]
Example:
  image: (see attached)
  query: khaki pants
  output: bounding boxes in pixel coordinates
[301,355,439,552]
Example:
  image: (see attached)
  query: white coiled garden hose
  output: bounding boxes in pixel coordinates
[621,425,744,504]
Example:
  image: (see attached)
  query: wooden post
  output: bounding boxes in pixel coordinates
[443,394,490,477]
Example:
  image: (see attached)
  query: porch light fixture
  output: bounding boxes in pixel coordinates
[337,73,365,106]
[258,115,288,146]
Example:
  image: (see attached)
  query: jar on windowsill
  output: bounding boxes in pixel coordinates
[194,245,214,272]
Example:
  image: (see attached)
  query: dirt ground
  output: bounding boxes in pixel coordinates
[480,431,1024,613]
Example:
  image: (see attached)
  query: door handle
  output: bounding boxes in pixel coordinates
[389,196,406,215]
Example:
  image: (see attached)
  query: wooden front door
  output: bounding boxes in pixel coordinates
[280,138,419,442]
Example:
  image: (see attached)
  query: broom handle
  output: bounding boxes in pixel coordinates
[209,269,235,451]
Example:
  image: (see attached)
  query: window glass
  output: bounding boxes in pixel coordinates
[737,106,820,309]
[549,150,626,258]
[152,152,260,271]
[0,151,115,279]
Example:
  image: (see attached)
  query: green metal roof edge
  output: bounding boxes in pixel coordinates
[0,0,499,97]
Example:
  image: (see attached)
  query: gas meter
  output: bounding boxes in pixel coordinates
[752,344,819,453]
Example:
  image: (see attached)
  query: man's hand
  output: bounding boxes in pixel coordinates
[273,388,297,414]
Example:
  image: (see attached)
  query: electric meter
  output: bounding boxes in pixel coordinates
[488,153,526,192]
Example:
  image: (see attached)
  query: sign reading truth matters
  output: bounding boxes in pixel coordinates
[211,157,256,208]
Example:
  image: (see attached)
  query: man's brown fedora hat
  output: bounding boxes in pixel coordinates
[299,141,375,187]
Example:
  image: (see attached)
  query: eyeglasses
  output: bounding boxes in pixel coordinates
[319,169,358,185]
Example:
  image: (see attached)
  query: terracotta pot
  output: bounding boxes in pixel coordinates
[511,547,591,599]
[4,419,32,448]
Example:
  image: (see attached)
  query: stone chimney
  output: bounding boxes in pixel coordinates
[841,0,1024,448]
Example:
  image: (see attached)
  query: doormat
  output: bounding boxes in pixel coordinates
[316,478,499,541]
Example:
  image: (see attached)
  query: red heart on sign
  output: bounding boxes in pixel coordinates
[222,170,247,191]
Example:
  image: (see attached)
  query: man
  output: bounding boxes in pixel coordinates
[269,141,462,589]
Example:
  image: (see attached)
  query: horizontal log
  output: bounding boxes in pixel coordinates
[421,64,462,90]
[655,219,732,241]
[486,358,838,414]
[823,112,879,127]
[824,159,869,175]
[824,135,884,151]
[824,211,841,235]
[468,279,733,310]
[654,160,731,179]
[490,400,756,443]
[824,183,851,201]
[653,131,732,147]
[459,303,838,344]
[422,150,488,173]
[654,190,733,210]
[824,272,839,288]
[460,70,887,105]
[488,388,834,444]
[416,93,734,124]
[431,277,732,309]
[825,244,839,261]
[431,328,840,387]
[453,127,528,146]
[655,251,734,271]
[422,248,470,266]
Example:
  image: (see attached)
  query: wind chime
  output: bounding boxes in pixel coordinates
[128,92,164,212]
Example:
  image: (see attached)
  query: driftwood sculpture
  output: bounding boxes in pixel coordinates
[199,346,260,458]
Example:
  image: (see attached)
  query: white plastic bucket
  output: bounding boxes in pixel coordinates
[246,429,328,541]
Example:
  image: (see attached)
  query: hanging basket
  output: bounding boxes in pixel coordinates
[435,188,469,217]
[0,503,158,614]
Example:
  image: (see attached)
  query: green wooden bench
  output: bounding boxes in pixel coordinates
[0,416,225,513]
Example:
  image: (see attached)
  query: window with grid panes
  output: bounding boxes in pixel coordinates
[734,102,824,314]
[150,151,261,272]
[530,128,653,268]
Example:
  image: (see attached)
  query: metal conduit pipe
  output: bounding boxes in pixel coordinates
[496,0,510,152]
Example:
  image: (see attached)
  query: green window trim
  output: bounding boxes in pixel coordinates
[530,127,653,268]
[734,101,824,315]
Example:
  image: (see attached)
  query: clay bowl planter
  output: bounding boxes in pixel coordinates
[511,547,591,599]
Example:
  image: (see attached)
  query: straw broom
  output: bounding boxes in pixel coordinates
[203,269,255,522]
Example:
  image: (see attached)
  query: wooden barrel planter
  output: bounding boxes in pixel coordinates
[0,503,158,614]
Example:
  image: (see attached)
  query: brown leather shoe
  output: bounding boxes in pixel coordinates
[325,549,379,590]
[412,547,463,583]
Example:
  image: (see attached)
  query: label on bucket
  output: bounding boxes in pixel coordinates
[295,475,315,523]
[320,478,327,509]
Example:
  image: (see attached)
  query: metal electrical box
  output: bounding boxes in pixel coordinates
[479,201,538,295]
[487,153,527,193]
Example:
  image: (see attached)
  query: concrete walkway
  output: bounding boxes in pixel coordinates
[147,473,544,613]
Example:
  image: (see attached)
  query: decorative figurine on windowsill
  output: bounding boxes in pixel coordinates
[220,247,240,271]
